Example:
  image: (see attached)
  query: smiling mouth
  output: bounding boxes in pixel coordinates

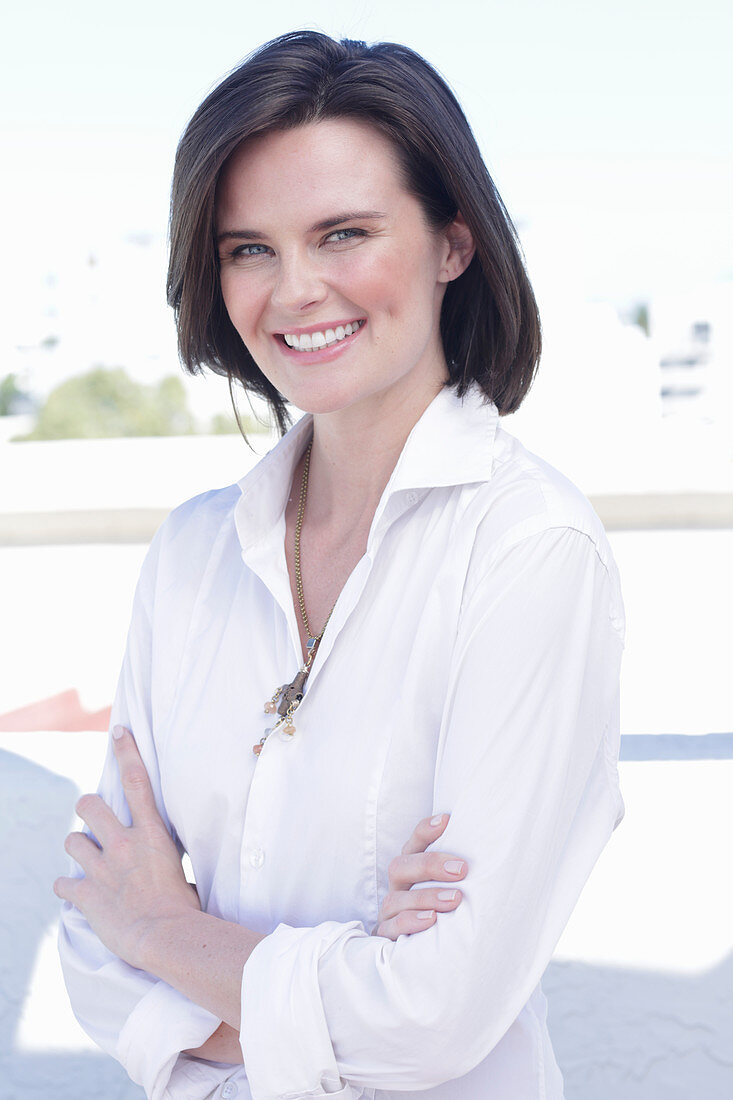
[278,320,365,351]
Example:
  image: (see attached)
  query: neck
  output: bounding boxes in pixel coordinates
[304,375,447,532]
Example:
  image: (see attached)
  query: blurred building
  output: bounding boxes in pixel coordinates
[649,282,733,425]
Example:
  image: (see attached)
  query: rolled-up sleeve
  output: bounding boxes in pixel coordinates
[57,528,228,1100]
[239,525,625,1099]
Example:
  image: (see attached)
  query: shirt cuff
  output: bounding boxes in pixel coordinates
[117,978,224,1099]
[165,1057,249,1100]
[239,921,368,1100]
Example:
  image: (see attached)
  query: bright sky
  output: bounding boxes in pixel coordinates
[2,0,731,327]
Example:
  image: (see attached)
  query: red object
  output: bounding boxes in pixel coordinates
[0,689,111,732]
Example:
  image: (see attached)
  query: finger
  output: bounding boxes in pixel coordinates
[388,850,467,891]
[53,874,84,906]
[379,886,463,922]
[401,812,450,856]
[373,909,437,941]
[64,830,103,871]
[74,793,124,846]
[111,725,159,825]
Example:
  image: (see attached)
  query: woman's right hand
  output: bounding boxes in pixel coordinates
[372,813,467,940]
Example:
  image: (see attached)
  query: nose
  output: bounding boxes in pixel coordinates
[270,248,327,314]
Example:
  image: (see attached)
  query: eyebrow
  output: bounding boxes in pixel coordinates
[216,210,387,243]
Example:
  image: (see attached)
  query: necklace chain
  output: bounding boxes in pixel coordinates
[294,437,336,644]
[254,435,336,757]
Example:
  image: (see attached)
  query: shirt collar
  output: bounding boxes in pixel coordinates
[386,382,498,495]
[234,383,498,554]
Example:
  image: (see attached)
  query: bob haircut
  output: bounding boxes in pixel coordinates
[167,30,541,435]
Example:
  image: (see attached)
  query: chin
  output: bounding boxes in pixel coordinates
[282,377,377,418]
[288,393,362,417]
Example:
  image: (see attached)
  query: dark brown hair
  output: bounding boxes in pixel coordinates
[167,31,541,434]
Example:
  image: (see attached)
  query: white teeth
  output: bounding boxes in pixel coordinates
[282,320,363,351]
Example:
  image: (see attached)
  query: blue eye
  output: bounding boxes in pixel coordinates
[326,228,365,243]
[234,244,270,256]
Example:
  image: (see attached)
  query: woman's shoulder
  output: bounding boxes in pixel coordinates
[472,420,615,575]
[163,482,241,537]
[462,424,625,637]
[146,482,242,579]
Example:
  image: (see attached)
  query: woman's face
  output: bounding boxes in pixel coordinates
[215,118,466,419]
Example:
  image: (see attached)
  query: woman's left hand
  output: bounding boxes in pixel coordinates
[54,725,200,971]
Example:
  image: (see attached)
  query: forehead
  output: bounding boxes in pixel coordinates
[215,119,408,228]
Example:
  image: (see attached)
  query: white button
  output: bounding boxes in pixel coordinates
[221,1083,238,1098]
[406,490,419,506]
[248,848,265,869]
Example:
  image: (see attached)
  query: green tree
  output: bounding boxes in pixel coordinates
[210,412,240,435]
[209,410,268,436]
[16,367,196,440]
[0,373,28,416]
[629,302,650,337]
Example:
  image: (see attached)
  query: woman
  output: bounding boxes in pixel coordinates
[56,31,625,1100]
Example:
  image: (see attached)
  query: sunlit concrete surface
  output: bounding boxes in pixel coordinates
[1,735,145,1098]
[611,530,733,736]
[0,431,276,516]
[548,759,733,1098]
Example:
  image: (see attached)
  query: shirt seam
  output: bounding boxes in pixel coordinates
[467,520,624,633]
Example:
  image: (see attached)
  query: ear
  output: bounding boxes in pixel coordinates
[439,211,476,283]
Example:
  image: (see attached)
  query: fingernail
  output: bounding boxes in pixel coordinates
[430,814,445,826]
[438,889,458,901]
[444,860,465,874]
[112,725,127,740]
[417,910,435,919]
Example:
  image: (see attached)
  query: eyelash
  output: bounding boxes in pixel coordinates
[227,227,366,260]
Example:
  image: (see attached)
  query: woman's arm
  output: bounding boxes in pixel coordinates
[57,723,261,1029]
[61,733,469,1035]
[56,526,234,1100]
[181,812,467,1064]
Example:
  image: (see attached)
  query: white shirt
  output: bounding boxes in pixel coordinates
[58,383,626,1100]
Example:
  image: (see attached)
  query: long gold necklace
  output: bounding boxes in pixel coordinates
[253,438,337,757]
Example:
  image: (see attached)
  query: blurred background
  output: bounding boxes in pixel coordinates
[1,1,731,1097]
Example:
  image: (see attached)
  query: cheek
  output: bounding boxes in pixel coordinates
[219,274,268,336]
[335,252,386,303]
[219,274,241,325]
[338,249,432,319]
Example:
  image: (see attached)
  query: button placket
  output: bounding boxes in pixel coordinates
[240,756,272,888]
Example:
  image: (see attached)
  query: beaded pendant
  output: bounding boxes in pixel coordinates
[253,639,316,756]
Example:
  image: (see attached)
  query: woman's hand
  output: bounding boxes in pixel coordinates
[54,725,200,970]
[372,813,467,940]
